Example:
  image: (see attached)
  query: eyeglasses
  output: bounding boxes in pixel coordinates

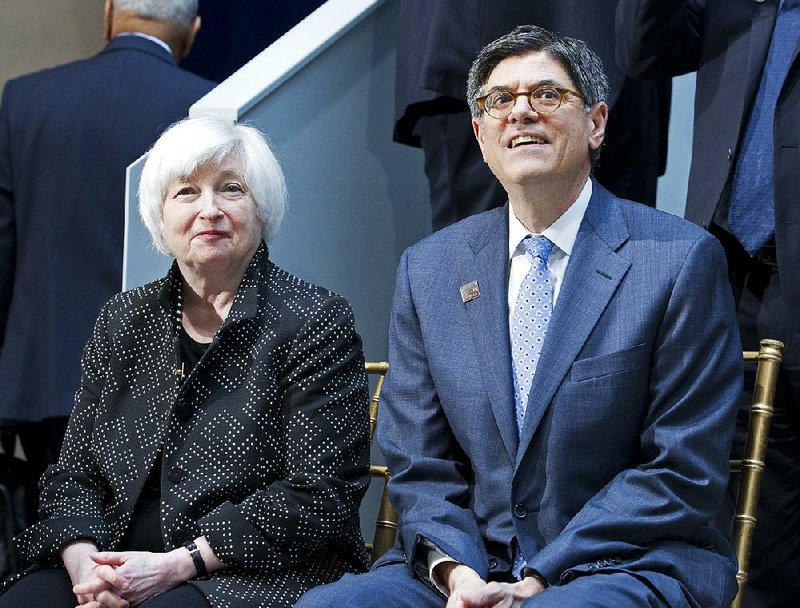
[476,85,583,119]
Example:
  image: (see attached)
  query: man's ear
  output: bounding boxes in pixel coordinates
[179,16,202,60]
[588,101,609,152]
[472,116,489,162]
[103,0,114,42]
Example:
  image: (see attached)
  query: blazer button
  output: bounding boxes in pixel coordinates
[513,504,528,519]
[727,148,733,161]
[488,557,498,569]
[171,529,190,546]
[168,466,186,484]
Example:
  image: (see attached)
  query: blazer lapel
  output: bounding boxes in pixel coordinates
[516,186,632,466]
[459,207,519,460]
[743,1,780,118]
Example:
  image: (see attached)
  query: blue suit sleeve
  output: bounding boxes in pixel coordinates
[528,233,742,594]
[377,249,491,581]
[615,0,705,79]
[15,302,114,560]
[0,86,15,345]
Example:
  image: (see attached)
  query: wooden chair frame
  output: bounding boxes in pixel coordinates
[730,338,783,608]
[364,361,397,562]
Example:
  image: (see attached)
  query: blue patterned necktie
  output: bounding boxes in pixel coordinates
[728,0,800,255]
[510,235,554,579]
[511,235,555,434]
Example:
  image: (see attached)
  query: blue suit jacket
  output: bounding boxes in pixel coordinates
[0,36,214,422]
[377,183,742,607]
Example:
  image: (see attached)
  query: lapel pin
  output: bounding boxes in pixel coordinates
[460,280,480,303]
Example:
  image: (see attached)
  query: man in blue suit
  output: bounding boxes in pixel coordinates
[0,0,213,528]
[298,25,742,608]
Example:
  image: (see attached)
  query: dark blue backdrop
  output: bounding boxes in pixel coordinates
[184,0,326,82]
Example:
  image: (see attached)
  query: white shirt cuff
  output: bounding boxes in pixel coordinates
[427,548,459,596]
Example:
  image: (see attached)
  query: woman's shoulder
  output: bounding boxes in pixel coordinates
[263,260,346,302]
[98,276,170,320]
[260,261,354,321]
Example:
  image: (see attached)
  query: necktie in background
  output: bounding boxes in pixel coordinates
[728,0,800,255]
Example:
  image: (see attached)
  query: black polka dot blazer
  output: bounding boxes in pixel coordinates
[14,243,371,607]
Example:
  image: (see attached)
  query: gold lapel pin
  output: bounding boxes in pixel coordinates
[460,280,480,303]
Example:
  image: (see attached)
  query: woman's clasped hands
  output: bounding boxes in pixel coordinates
[62,540,199,607]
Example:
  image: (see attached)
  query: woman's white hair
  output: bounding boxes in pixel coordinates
[139,117,287,255]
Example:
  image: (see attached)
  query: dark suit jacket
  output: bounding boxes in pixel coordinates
[0,36,214,423]
[12,244,370,608]
[615,0,800,339]
[376,183,742,607]
[394,0,670,180]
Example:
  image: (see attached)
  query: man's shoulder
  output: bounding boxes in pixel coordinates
[3,43,210,98]
[593,186,712,244]
[3,55,94,96]
[406,206,505,259]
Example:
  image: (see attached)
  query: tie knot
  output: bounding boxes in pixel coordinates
[521,235,554,262]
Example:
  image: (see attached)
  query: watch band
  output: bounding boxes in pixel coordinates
[183,539,210,580]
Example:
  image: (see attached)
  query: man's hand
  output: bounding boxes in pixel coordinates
[459,576,544,608]
[436,563,488,608]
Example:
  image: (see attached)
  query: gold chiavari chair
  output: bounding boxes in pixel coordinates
[364,361,397,562]
[730,339,783,608]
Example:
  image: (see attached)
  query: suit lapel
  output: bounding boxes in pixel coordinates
[516,186,632,466]
[459,207,519,460]
[743,1,780,120]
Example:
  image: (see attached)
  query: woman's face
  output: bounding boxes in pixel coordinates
[161,157,263,272]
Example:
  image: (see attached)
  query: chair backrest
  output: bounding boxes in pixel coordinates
[730,338,783,608]
[364,361,397,562]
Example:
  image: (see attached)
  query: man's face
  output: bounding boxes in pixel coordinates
[472,51,607,190]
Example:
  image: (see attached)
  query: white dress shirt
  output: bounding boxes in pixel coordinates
[507,178,591,328]
[115,32,173,56]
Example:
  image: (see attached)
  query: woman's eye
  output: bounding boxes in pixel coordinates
[223,182,244,193]
[174,186,195,197]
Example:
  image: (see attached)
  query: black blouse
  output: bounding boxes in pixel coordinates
[122,328,210,551]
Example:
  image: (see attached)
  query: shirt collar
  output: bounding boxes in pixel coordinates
[114,32,173,56]
[508,178,592,259]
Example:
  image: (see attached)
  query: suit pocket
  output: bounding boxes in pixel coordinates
[570,342,648,382]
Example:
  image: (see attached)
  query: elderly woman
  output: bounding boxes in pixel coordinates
[0,117,370,608]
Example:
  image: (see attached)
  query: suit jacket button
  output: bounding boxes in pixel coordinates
[488,557,498,568]
[727,148,733,161]
[168,466,186,484]
[171,529,189,546]
[513,504,528,519]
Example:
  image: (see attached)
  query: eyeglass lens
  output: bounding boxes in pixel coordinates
[484,87,564,118]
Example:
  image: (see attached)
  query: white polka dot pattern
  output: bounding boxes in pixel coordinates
[12,243,371,608]
[511,235,554,431]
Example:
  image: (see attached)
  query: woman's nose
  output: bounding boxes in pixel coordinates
[198,190,223,218]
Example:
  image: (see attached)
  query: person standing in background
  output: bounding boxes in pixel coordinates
[616,1,800,606]
[0,0,214,534]
[394,0,672,231]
